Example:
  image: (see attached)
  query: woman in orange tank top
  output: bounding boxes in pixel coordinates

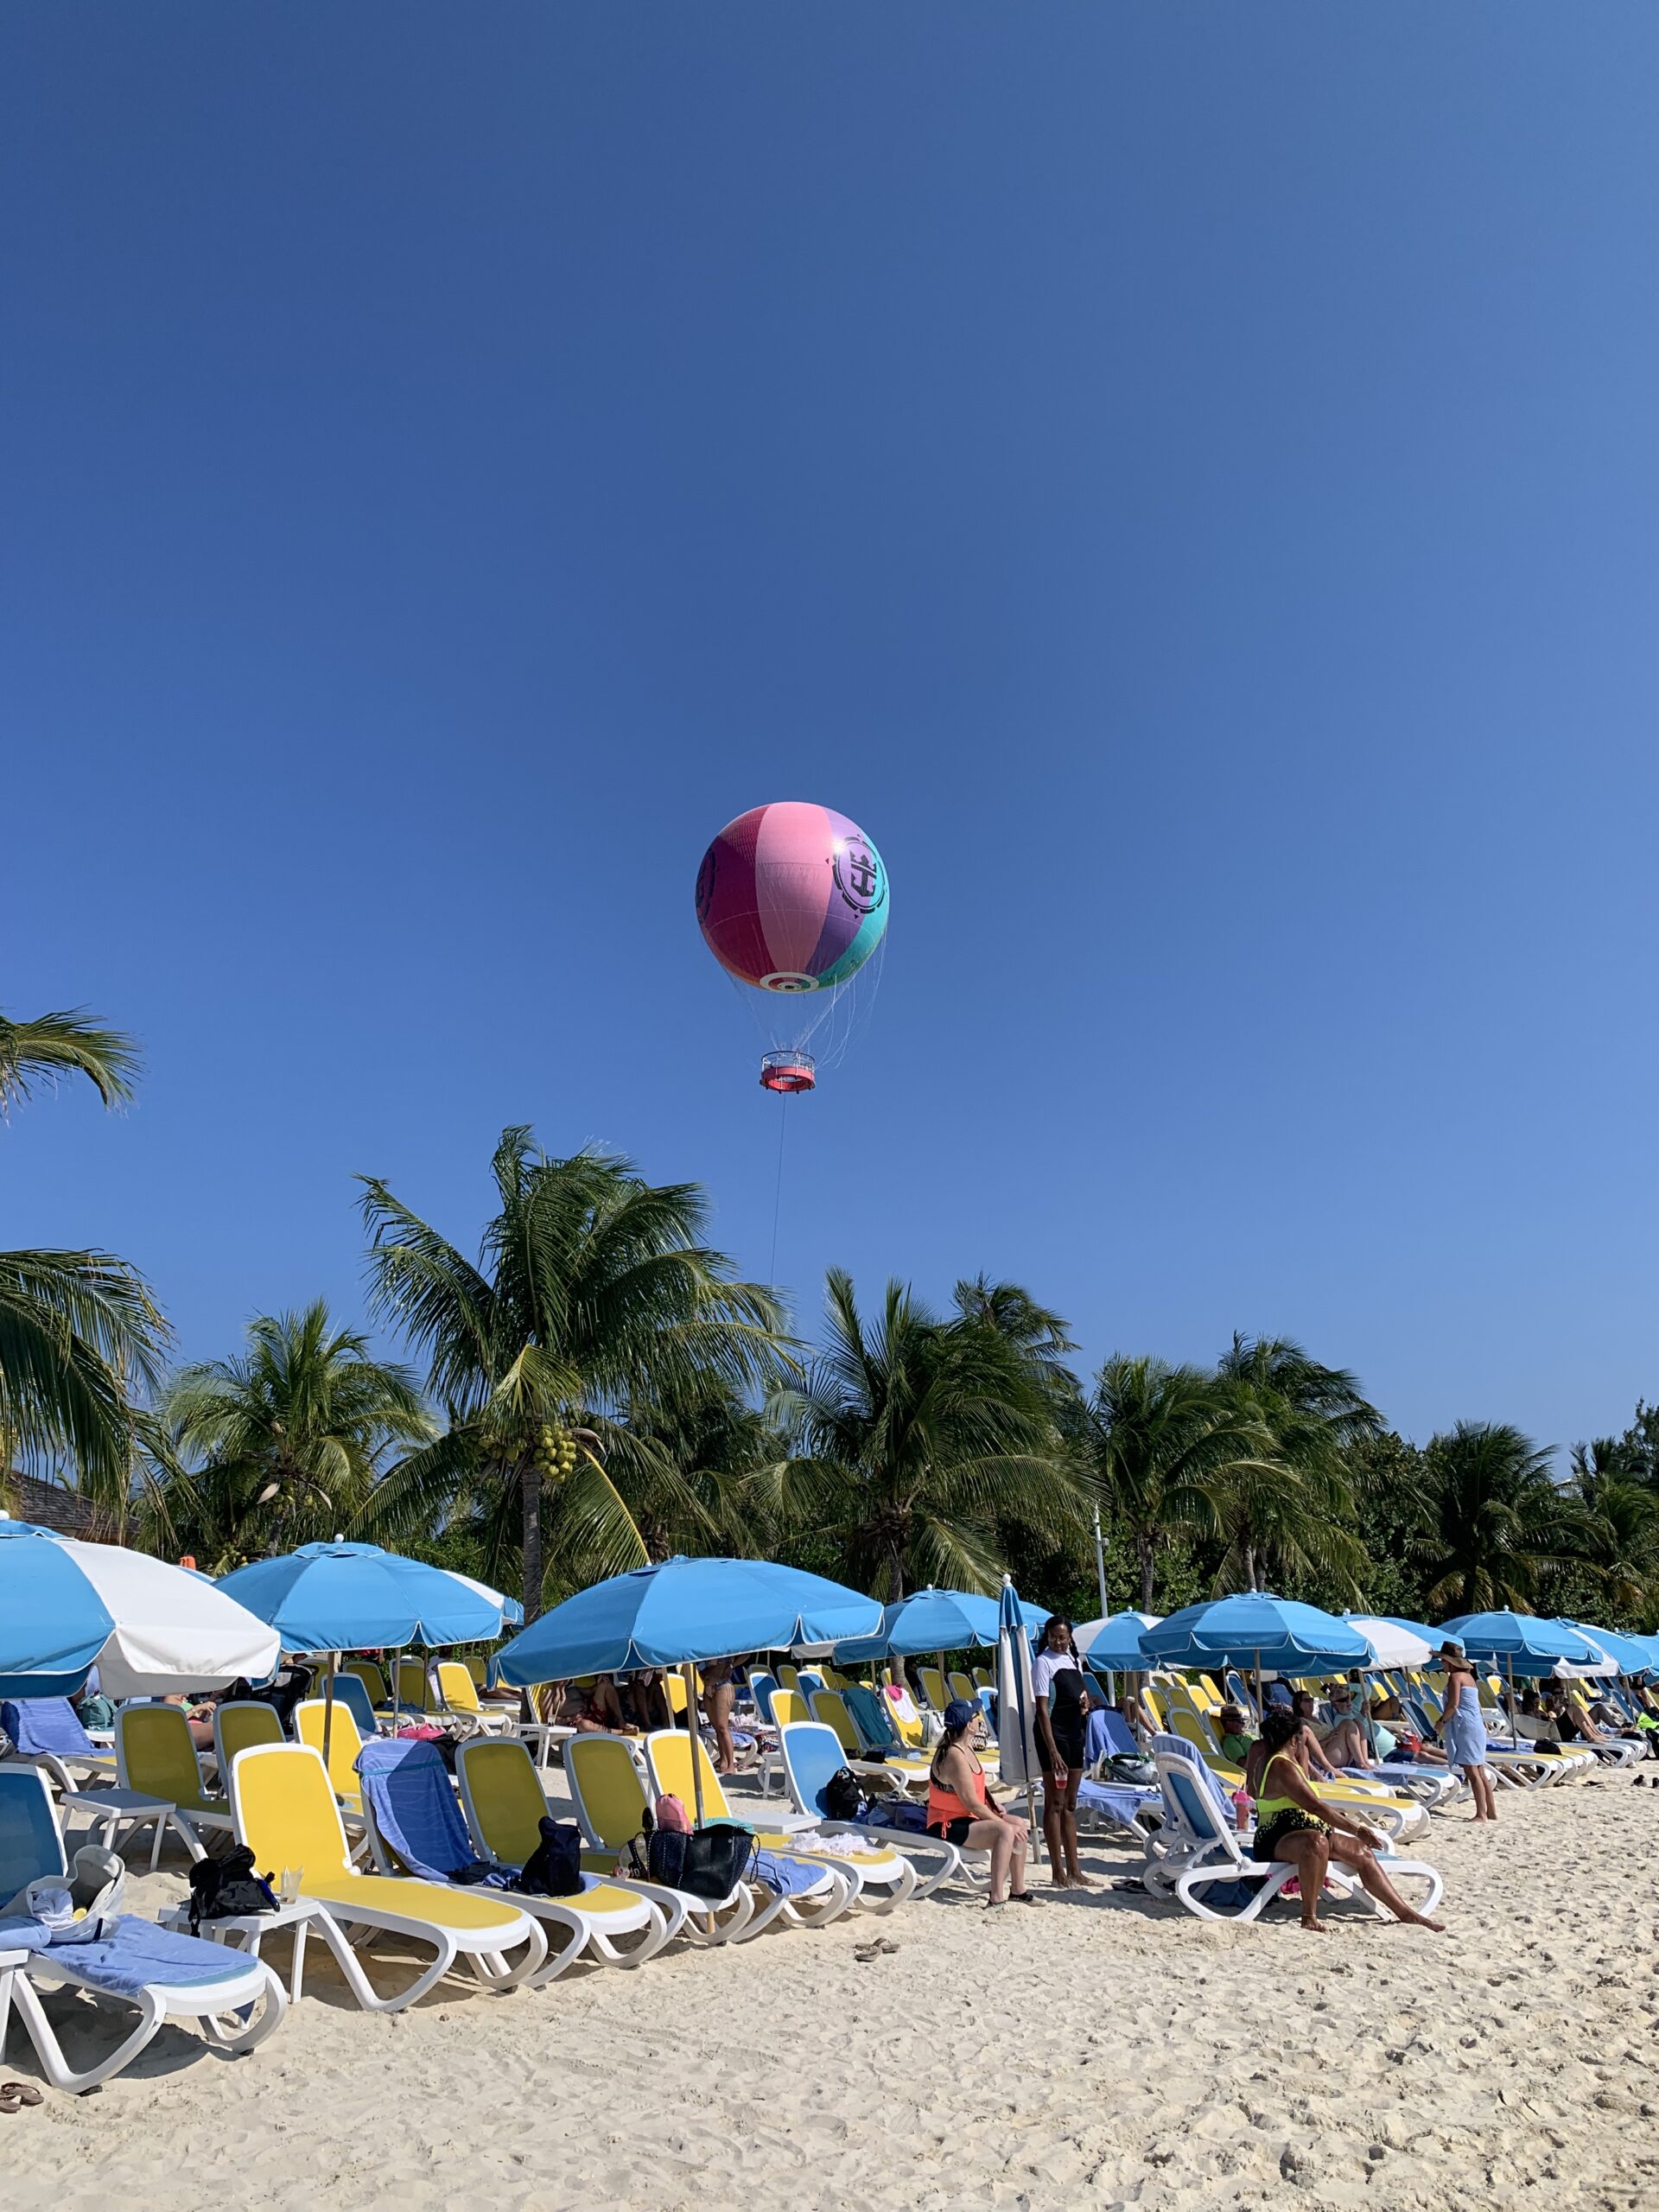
[927,1699,1036,1906]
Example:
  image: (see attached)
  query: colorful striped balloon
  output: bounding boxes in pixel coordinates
[696,802,888,993]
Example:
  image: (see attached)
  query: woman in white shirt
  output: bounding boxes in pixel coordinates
[1031,1617,1093,1888]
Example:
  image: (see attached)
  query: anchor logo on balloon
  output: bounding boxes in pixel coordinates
[833,838,885,916]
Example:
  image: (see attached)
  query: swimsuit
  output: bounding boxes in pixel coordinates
[1251,1751,1329,1862]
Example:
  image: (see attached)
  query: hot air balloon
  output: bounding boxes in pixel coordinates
[695,801,889,1092]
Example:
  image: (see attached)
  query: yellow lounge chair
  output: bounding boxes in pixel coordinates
[393,1657,429,1713]
[357,1735,669,1984]
[432,1661,514,1734]
[917,1666,950,1713]
[212,1700,284,1778]
[117,1703,237,1859]
[947,1670,976,1705]
[538,1733,766,1945]
[644,1730,912,1916]
[230,1742,546,2008]
[343,1659,391,1711]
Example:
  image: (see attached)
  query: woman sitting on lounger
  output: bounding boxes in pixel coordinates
[1319,1686,1374,1770]
[926,1699,1035,1908]
[1249,1707,1446,1935]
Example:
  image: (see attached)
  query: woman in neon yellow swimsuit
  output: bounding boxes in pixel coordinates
[1249,1708,1446,1933]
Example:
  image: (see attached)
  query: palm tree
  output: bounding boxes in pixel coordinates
[1411,1421,1597,1614]
[0,1249,170,1529]
[1567,1441,1656,1616]
[359,1129,789,1617]
[1081,1356,1265,1611]
[766,1268,1083,1600]
[0,1009,141,1114]
[157,1301,435,1570]
[1210,1335,1379,1595]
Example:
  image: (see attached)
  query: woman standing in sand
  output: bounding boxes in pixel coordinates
[1436,1639,1497,1823]
[927,1699,1036,1907]
[1032,1616,1094,1889]
[1250,1708,1446,1933]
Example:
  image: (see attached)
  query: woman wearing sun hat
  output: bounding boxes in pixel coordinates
[1436,1637,1497,1822]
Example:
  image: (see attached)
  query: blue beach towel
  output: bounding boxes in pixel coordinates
[0,1698,100,1760]
[0,1914,252,1993]
[356,1737,516,1887]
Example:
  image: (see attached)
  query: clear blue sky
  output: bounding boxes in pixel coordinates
[4,7,1657,1459]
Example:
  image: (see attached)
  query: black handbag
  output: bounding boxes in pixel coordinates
[517,1816,584,1897]
[677,1821,758,1902]
[188,1845,277,1934]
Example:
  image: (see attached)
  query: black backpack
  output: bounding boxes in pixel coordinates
[188,1845,277,1934]
[821,1766,866,1822]
[517,1816,584,1897]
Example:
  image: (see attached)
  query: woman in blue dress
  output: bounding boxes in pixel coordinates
[1437,1638,1497,1822]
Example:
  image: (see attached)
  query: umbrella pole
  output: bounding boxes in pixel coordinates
[322,1651,337,1768]
[683,1661,706,1831]
[1254,1651,1263,1728]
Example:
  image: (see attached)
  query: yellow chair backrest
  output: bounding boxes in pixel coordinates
[918,1666,948,1712]
[232,1744,353,1883]
[664,1673,689,1716]
[214,1700,283,1776]
[1171,1707,1217,1760]
[807,1688,857,1750]
[778,1665,801,1694]
[882,1684,925,1750]
[644,1728,732,1821]
[563,1734,652,1851]
[820,1665,847,1691]
[435,1662,482,1716]
[1140,1682,1168,1732]
[1188,1675,1223,1712]
[295,1699,366,1803]
[118,1704,213,1808]
[394,1658,429,1711]
[459,1737,555,1861]
[948,1670,976,1704]
[972,1668,992,1691]
[466,1656,488,1688]
[343,1659,388,1706]
[772,1688,810,1726]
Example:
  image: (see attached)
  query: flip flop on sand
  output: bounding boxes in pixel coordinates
[0,2084,43,2114]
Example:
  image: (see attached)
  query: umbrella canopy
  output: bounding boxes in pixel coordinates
[1141,1593,1375,1675]
[0,1516,281,1699]
[833,1586,1044,1661]
[495,1555,883,1684]
[994,1575,1041,1797]
[1372,1613,1445,1652]
[1438,1611,1602,1677]
[217,1541,506,1653]
[1073,1611,1161,1667]
[1550,1619,1655,1678]
[1343,1614,1434,1671]
[448,1570,523,1631]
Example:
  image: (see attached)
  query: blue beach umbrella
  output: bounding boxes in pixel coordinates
[0,1515,279,1699]
[1073,1611,1160,1669]
[833,1586,1044,1662]
[496,1555,882,1684]
[1437,1611,1601,1677]
[1141,1593,1375,1677]
[219,1541,507,1652]
[1550,1619,1654,1678]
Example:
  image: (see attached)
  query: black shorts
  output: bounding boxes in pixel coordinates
[927,1816,976,1845]
[1039,1733,1086,1779]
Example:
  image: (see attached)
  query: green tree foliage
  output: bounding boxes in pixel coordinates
[156,1301,434,1570]
[1408,1421,1599,1615]
[0,1008,141,1115]
[359,1129,789,1617]
[766,1269,1083,1601]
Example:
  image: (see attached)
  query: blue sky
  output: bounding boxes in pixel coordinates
[4,7,1657,1458]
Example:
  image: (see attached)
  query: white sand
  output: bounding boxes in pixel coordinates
[7,1770,1659,2212]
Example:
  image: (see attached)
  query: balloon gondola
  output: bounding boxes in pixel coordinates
[758,1051,816,1095]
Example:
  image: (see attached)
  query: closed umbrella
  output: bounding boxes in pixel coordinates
[994,1574,1041,1859]
[0,1515,279,1698]
[495,1556,882,1829]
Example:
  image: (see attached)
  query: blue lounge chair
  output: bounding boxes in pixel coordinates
[0,1768,284,2092]
[777,1721,963,1897]
[0,1699,117,1791]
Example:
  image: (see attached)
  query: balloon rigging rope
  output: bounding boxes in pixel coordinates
[768,1093,789,1291]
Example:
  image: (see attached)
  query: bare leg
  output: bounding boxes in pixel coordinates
[1041,1781,1069,1885]
[1007,1821,1030,1897]
[971,1818,1014,1904]
[1063,1775,1091,1885]
[1473,1766,1497,1821]
[1328,1834,1446,1929]
[1274,1830,1332,1929]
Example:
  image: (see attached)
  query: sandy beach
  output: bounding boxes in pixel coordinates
[8,1770,1657,2212]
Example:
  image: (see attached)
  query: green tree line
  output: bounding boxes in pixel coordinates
[6,1006,1658,1630]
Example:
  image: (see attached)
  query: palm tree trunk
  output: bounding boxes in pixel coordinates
[1241,1540,1257,1592]
[519,1452,544,1623]
[1135,1532,1155,1613]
